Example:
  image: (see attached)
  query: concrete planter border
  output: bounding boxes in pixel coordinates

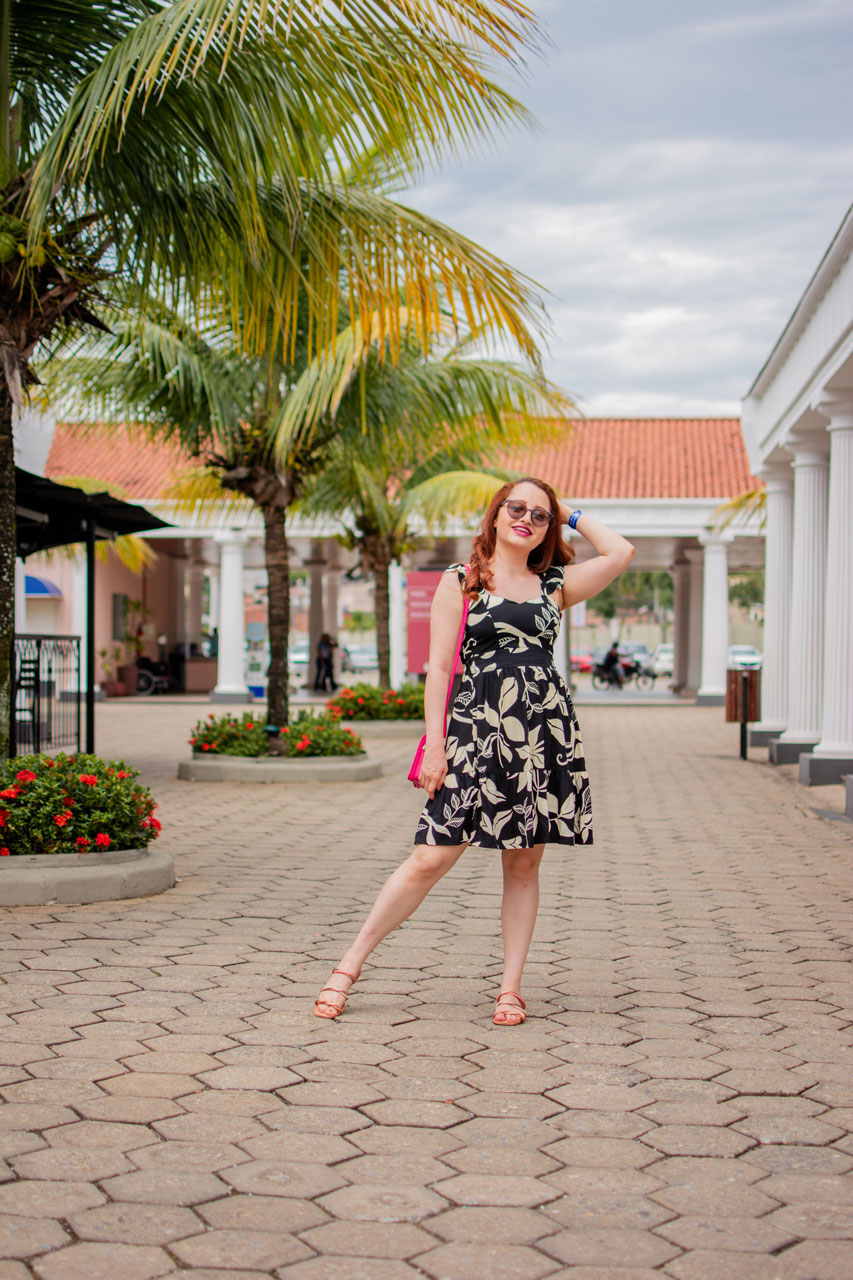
[0,846,175,907]
[178,754,382,783]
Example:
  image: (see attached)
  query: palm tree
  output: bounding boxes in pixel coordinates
[713,486,767,531]
[0,0,547,753]
[290,332,576,685]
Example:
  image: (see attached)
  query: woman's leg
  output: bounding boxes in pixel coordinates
[315,842,468,1014]
[495,843,545,1024]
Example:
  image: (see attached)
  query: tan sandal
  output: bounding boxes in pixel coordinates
[493,991,526,1026]
[314,968,358,1019]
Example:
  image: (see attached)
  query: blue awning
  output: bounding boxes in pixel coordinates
[25,575,63,599]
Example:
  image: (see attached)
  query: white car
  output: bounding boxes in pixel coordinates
[650,643,674,676]
[727,644,763,669]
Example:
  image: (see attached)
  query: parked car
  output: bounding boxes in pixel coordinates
[649,643,674,676]
[570,647,593,673]
[727,644,763,669]
[341,643,378,672]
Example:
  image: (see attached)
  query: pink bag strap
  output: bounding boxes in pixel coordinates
[443,566,470,728]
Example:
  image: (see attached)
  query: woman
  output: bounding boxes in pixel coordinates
[315,478,634,1025]
[313,633,337,692]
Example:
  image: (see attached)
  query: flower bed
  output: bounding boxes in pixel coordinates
[327,682,424,720]
[189,710,365,757]
[0,754,160,857]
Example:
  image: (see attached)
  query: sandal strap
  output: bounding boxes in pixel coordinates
[316,986,348,1000]
[495,992,526,1008]
[332,968,357,981]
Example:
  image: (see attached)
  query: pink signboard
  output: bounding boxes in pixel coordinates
[406,571,467,676]
[406,571,442,675]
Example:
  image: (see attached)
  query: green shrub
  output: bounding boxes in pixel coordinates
[327,682,424,720]
[189,710,364,757]
[0,754,160,857]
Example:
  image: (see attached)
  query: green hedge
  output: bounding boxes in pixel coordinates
[0,754,160,856]
[327,682,424,720]
[190,710,365,757]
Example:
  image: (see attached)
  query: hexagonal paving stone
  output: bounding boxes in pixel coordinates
[348,1126,461,1157]
[543,1191,675,1231]
[0,1213,69,1259]
[0,1179,105,1219]
[539,1225,681,1268]
[360,1100,471,1128]
[67,1202,200,1246]
[10,1147,133,1182]
[299,1221,435,1259]
[239,1130,359,1165]
[170,1229,312,1270]
[316,1182,446,1222]
[639,1124,756,1157]
[42,1121,157,1152]
[278,1259,425,1280]
[32,1241,176,1280]
[221,1159,348,1200]
[543,1136,661,1168]
[100,1169,227,1206]
[655,1212,799,1252]
[761,1203,853,1239]
[416,1243,559,1280]
[196,1193,328,1234]
[432,1174,559,1209]
[428,1205,560,1244]
[130,1140,250,1173]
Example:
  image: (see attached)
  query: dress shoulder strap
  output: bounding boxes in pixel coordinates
[543,562,565,593]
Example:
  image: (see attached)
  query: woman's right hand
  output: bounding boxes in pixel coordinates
[420,741,448,799]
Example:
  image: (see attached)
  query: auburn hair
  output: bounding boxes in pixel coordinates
[463,477,574,598]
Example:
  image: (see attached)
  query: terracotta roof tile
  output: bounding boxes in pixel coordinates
[45,418,759,503]
[45,424,193,499]
[509,418,759,499]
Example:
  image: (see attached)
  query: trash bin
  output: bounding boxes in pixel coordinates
[725,668,761,722]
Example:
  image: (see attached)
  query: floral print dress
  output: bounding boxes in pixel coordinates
[415,563,593,849]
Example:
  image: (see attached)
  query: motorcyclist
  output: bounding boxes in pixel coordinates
[600,640,624,688]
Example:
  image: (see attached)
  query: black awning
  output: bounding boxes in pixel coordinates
[15,468,171,556]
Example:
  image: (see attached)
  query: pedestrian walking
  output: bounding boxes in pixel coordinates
[313,633,337,692]
[315,478,634,1025]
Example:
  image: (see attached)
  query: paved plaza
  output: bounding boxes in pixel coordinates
[1,699,852,1280]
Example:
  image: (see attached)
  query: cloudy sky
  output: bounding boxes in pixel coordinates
[403,0,853,416]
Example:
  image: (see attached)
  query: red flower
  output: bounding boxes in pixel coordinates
[15,770,36,783]
[281,727,289,734]
[356,697,365,705]
[245,721,254,729]
[201,743,210,751]
[343,727,353,733]
[75,837,90,849]
[397,698,405,705]
[116,770,132,779]
[142,815,162,832]
[43,759,55,769]
[53,812,72,827]
[347,709,354,716]
[0,787,20,800]
[78,774,98,786]
[296,742,308,752]
[0,847,9,856]
[94,833,111,848]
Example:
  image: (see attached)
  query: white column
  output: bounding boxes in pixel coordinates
[671,558,689,691]
[809,397,853,776]
[685,549,704,692]
[186,562,205,651]
[211,532,251,702]
[777,442,829,747]
[752,464,793,737]
[697,532,732,704]
[14,559,26,634]
[389,560,405,688]
[71,554,91,693]
[174,556,188,652]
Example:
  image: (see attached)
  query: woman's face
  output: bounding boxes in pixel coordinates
[494,482,553,554]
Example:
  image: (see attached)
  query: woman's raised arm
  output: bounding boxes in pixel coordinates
[558,506,635,608]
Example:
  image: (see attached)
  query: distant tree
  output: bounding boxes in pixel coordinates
[729,571,764,612]
[590,571,674,630]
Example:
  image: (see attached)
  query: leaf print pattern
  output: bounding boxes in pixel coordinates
[415,564,593,850]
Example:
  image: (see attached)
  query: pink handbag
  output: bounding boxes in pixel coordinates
[408,579,470,788]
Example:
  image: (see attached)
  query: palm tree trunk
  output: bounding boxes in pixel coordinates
[262,502,290,729]
[373,542,392,689]
[0,385,14,758]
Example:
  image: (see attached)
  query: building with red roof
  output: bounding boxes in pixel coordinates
[16,414,763,702]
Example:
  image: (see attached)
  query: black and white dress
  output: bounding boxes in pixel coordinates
[415,563,593,849]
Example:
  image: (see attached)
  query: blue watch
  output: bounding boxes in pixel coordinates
[567,509,582,530]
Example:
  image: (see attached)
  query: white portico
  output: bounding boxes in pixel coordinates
[742,202,853,786]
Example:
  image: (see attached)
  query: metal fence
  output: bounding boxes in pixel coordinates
[10,635,81,756]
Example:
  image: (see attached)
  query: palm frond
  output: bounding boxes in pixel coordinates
[47,472,157,572]
[163,468,254,525]
[404,469,515,526]
[712,485,767,532]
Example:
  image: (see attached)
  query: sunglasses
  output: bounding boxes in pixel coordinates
[500,498,554,528]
